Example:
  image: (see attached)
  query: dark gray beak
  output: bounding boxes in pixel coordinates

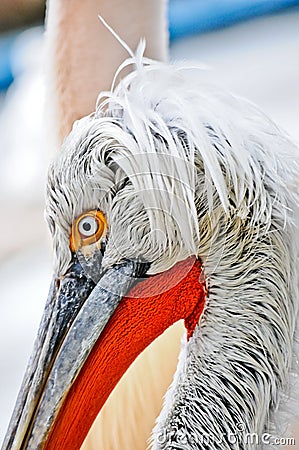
[2,258,148,449]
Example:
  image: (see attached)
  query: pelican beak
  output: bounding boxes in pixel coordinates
[3,257,148,450]
[3,256,205,450]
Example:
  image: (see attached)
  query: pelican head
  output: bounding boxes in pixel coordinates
[3,52,299,449]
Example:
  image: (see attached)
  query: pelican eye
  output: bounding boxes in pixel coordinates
[70,210,107,252]
[78,216,98,237]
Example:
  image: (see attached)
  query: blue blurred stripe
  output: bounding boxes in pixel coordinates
[0,35,15,91]
[169,0,299,40]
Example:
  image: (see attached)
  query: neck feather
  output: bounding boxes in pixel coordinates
[151,205,299,449]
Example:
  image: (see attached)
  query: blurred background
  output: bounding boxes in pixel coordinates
[0,0,299,446]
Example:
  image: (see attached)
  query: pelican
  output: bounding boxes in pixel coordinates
[2,1,299,449]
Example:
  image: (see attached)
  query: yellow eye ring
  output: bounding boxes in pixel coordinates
[70,210,107,252]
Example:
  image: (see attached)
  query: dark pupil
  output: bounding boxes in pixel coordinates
[83,222,92,232]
